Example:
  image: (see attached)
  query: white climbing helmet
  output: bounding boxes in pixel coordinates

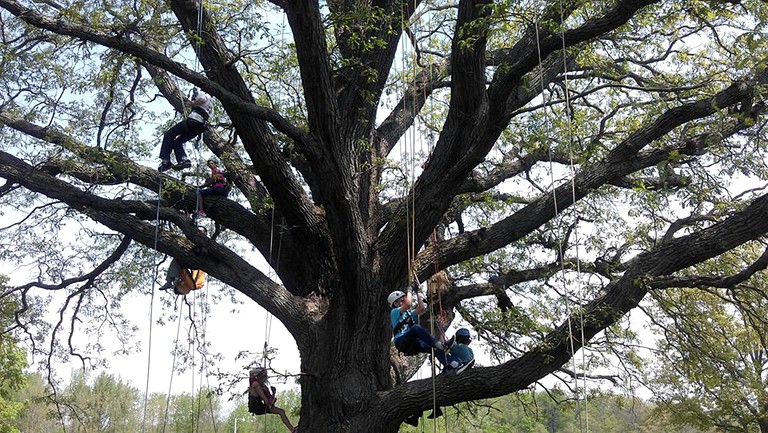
[387,290,406,307]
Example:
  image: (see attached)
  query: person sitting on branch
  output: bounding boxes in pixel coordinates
[444,327,475,374]
[158,88,213,172]
[248,366,297,433]
[195,158,228,217]
[159,258,206,295]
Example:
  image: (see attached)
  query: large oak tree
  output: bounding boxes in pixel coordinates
[1,0,768,431]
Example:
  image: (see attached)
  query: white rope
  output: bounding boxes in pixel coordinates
[535,2,588,431]
[161,299,185,433]
[141,177,163,433]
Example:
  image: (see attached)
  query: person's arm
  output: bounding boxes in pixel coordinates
[250,380,272,407]
[413,284,426,315]
[399,290,412,313]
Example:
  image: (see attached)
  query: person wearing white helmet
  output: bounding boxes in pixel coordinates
[247,366,297,432]
[388,283,454,358]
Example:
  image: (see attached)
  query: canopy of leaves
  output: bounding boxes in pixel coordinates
[1,0,768,431]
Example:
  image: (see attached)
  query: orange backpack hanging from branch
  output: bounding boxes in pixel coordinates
[176,268,206,295]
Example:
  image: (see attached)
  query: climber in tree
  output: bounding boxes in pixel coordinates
[158,88,213,172]
[196,159,228,217]
[159,227,208,295]
[388,283,454,358]
[248,366,297,432]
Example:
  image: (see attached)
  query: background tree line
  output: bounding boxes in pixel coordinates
[4,368,715,433]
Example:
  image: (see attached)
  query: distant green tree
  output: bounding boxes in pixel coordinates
[397,391,707,433]
[645,245,768,433]
[8,373,59,433]
[141,393,170,433]
[162,388,222,433]
[60,371,140,432]
[0,276,27,433]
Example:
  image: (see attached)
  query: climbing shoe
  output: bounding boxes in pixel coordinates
[158,161,173,172]
[455,359,475,375]
[175,159,192,170]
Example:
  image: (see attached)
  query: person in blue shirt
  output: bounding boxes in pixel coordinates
[445,327,475,374]
[388,284,454,359]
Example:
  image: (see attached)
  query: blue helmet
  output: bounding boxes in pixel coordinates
[456,328,471,337]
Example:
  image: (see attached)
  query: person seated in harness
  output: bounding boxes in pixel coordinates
[196,159,228,217]
[248,366,297,433]
[158,88,213,172]
[401,327,475,428]
[159,259,206,295]
[444,327,475,374]
[388,283,454,359]
[159,227,208,295]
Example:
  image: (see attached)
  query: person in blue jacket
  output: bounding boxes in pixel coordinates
[388,284,454,358]
[445,327,475,374]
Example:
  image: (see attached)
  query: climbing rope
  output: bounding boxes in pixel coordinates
[142,1,212,431]
[258,10,291,402]
[141,177,164,433]
[161,301,185,433]
[397,7,446,430]
[197,278,219,433]
[190,292,198,433]
[534,2,589,431]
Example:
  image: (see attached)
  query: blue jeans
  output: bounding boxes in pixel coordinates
[199,185,228,196]
[159,118,205,163]
[395,325,448,366]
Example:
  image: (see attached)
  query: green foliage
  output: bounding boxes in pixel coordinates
[645,244,768,432]
[397,391,707,433]
[58,371,141,433]
[0,277,27,433]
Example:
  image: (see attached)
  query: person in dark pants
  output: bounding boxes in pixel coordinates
[158,89,213,172]
[389,285,454,358]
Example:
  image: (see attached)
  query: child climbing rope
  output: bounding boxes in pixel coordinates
[248,366,297,433]
[388,283,454,358]
[196,159,228,217]
[158,88,213,172]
